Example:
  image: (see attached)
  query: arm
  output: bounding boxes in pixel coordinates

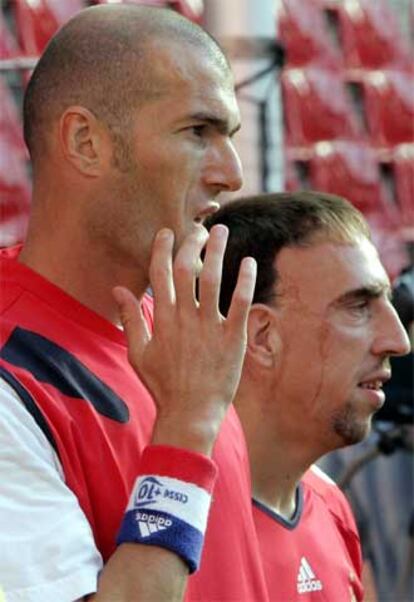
[0,226,255,602]
[0,379,103,602]
[88,226,256,601]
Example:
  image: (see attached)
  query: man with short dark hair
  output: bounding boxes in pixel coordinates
[0,5,267,601]
[206,191,410,600]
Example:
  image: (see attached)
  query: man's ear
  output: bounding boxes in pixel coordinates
[246,304,281,368]
[60,106,109,176]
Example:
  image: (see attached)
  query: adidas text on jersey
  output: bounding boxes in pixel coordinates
[297,557,323,594]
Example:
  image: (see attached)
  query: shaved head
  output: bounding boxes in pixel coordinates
[23,4,230,165]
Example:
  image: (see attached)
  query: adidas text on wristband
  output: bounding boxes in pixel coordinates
[116,445,218,573]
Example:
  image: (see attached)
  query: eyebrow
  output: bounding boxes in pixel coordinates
[332,283,392,307]
[188,112,241,137]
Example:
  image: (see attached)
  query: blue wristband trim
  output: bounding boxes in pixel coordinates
[116,508,204,573]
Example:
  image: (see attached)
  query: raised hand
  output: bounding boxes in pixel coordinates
[113,225,256,455]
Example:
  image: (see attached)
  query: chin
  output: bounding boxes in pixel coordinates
[332,406,373,447]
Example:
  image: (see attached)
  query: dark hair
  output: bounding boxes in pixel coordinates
[204,191,371,315]
[23,4,229,165]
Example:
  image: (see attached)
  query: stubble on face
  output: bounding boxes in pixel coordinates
[331,402,372,446]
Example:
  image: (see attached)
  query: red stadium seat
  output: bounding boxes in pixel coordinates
[13,0,84,55]
[328,0,412,71]
[281,67,361,148]
[365,214,409,281]
[0,137,31,247]
[308,140,392,214]
[305,140,407,277]
[284,155,302,191]
[172,0,203,22]
[392,144,414,239]
[0,9,21,59]
[0,77,26,159]
[277,0,342,68]
[359,70,414,149]
[94,0,204,22]
[0,209,30,248]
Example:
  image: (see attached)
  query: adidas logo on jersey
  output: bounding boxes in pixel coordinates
[135,511,173,538]
[297,557,323,594]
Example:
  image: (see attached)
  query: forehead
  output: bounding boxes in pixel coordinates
[275,238,390,309]
[139,40,240,130]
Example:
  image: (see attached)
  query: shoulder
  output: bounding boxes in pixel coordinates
[303,465,356,527]
[303,465,363,576]
[303,464,337,491]
[0,376,59,465]
[0,246,24,318]
[0,376,102,600]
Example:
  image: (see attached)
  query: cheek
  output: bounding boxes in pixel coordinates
[293,324,346,409]
[320,323,368,378]
[275,325,325,403]
[314,334,365,415]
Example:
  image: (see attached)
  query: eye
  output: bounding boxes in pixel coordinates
[349,299,371,317]
[190,124,207,138]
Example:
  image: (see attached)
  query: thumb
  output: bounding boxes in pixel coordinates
[112,286,150,368]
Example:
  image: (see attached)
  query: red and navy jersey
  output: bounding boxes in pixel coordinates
[253,465,363,601]
[0,247,268,602]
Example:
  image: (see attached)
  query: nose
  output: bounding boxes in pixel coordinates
[373,302,411,358]
[203,138,243,193]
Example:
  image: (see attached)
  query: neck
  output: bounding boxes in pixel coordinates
[19,195,149,324]
[248,433,304,519]
[236,386,320,520]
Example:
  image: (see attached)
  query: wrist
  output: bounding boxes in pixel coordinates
[152,409,228,456]
[117,445,218,573]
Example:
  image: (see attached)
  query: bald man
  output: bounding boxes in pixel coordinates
[0,5,267,602]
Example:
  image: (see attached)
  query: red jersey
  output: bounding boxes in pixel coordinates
[0,247,268,601]
[253,465,363,601]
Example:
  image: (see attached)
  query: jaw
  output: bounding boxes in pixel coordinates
[331,401,373,447]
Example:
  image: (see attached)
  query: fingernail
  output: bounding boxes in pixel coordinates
[212,224,229,239]
[156,228,174,242]
[244,257,257,273]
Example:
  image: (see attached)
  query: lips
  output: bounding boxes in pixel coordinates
[357,371,391,410]
[358,380,383,391]
[194,202,220,223]
[357,370,391,390]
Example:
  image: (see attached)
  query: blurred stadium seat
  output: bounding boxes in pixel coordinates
[0,136,31,248]
[324,0,412,72]
[94,0,203,22]
[392,144,414,238]
[0,76,26,159]
[0,10,21,59]
[306,139,408,277]
[358,70,414,150]
[281,67,361,149]
[277,0,342,69]
[365,213,409,281]
[13,0,84,55]
[307,140,385,212]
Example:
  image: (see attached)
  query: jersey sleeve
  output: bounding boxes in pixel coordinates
[0,378,103,602]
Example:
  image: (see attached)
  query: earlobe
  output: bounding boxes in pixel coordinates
[247,304,281,368]
[60,106,103,176]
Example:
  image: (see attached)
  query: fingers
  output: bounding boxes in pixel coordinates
[226,256,257,334]
[148,225,255,332]
[198,225,229,319]
[148,229,176,328]
[112,285,149,366]
[173,227,209,313]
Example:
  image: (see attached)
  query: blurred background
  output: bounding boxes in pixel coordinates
[0,1,413,600]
